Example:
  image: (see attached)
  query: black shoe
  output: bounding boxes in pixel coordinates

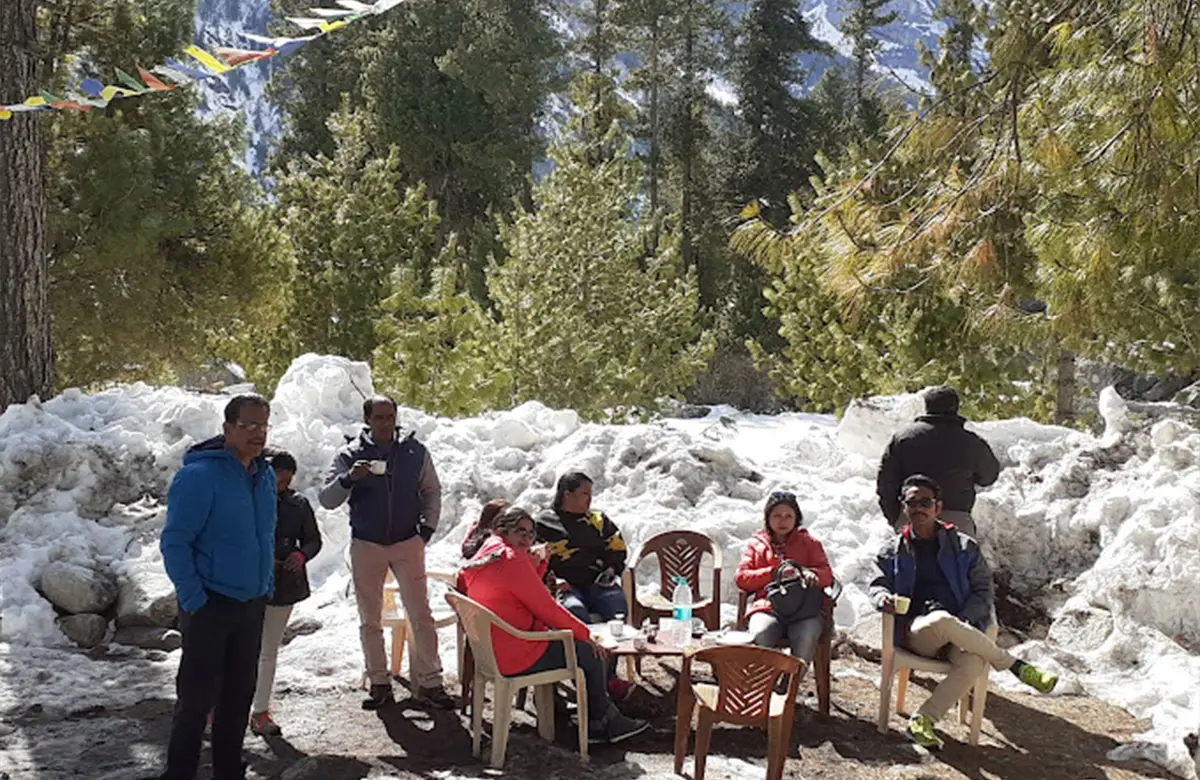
[362,683,395,711]
[418,684,456,710]
[774,673,791,696]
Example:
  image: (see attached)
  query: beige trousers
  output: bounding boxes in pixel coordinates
[252,604,293,714]
[905,611,1014,721]
[351,536,443,688]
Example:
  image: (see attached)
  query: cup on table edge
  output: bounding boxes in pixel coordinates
[893,595,911,615]
[608,615,626,639]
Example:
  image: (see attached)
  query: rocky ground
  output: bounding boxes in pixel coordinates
[0,653,1172,780]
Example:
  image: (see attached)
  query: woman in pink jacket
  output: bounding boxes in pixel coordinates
[459,505,648,745]
[735,491,834,677]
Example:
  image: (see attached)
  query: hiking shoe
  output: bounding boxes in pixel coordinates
[588,712,650,745]
[418,685,456,710]
[249,710,281,737]
[906,714,943,750]
[1018,664,1059,694]
[608,677,636,702]
[773,673,791,696]
[362,684,395,711]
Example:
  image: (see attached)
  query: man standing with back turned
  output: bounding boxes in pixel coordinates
[319,395,453,710]
[876,386,1000,535]
[155,394,277,780]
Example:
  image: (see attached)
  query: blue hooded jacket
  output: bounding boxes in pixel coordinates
[161,436,277,612]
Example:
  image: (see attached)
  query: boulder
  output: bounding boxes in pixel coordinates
[57,614,109,648]
[115,563,178,628]
[113,626,182,652]
[40,562,118,615]
[281,616,323,646]
[842,615,883,663]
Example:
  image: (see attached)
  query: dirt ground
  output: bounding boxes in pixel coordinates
[0,654,1174,780]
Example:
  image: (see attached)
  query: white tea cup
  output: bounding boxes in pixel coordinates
[369,460,387,475]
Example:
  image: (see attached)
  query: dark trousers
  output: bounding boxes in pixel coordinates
[163,591,266,780]
[517,638,611,722]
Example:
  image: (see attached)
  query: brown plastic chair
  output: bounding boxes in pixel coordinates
[622,530,723,631]
[877,611,997,745]
[446,592,589,767]
[382,570,461,678]
[736,577,841,716]
[674,645,802,780]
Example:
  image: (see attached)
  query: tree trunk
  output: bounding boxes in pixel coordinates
[0,0,53,410]
[647,19,660,256]
[1054,348,1076,426]
[680,17,696,277]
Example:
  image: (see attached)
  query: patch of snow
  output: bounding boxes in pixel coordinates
[2,359,1199,777]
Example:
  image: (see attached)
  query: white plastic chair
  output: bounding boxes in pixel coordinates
[382,569,460,678]
[446,592,590,768]
[877,611,997,746]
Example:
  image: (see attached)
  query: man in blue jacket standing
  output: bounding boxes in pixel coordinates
[155,394,276,780]
[870,474,1057,749]
[319,395,452,710]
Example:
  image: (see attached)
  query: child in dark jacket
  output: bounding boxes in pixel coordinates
[249,451,322,737]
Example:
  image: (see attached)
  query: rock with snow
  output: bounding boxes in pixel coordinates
[835,391,924,460]
[57,614,109,648]
[39,562,118,615]
[113,548,178,628]
[113,626,182,652]
[281,616,323,646]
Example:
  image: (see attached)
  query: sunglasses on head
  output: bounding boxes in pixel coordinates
[903,497,937,509]
[770,490,797,502]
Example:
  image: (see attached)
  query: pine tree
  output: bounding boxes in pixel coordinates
[373,257,511,416]
[0,0,52,407]
[273,110,446,365]
[42,0,291,389]
[489,120,713,419]
[840,0,898,139]
[728,0,828,226]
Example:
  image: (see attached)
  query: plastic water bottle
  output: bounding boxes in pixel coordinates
[672,576,694,647]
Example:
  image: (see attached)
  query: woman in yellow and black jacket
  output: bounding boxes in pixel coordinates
[536,472,628,622]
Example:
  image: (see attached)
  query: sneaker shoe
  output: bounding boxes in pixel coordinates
[1018,664,1059,694]
[249,710,282,737]
[773,673,791,696]
[608,678,636,702]
[906,714,943,750]
[588,711,650,745]
[362,683,395,711]
[418,685,456,710]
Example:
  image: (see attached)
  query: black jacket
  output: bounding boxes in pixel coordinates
[536,509,627,589]
[876,415,1001,525]
[270,489,322,606]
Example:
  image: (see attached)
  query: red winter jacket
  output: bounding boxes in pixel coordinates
[459,535,589,676]
[735,528,834,621]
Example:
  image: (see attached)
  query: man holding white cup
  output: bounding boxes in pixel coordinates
[319,394,453,711]
[870,474,1058,749]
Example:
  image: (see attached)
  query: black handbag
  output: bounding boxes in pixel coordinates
[765,560,824,624]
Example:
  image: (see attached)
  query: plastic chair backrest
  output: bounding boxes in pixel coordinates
[693,645,801,721]
[445,592,503,678]
[639,530,721,599]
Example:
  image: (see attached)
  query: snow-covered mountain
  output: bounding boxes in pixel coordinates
[192,0,944,173]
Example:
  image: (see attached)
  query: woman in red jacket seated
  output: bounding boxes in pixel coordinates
[459,505,648,745]
[735,491,834,677]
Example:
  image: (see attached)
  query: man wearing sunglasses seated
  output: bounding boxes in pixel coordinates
[870,474,1059,749]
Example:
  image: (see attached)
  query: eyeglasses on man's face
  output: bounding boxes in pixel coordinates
[903,497,936,509]
[234,421,270,432]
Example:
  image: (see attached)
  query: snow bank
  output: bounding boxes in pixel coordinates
[1,358,1199,776]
